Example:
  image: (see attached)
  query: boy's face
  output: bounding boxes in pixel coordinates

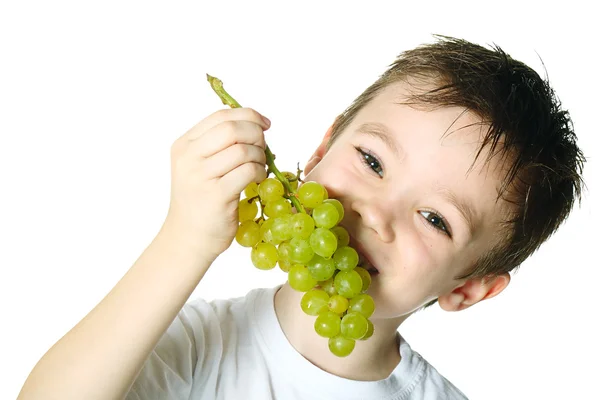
[304,82,511,318]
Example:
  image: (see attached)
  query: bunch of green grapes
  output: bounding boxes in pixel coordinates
[236,178,375,357]
[207,73,375,357]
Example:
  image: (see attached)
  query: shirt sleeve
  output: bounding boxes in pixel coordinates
[125,306,200,400]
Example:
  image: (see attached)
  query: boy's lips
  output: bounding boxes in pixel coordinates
[347,235,380,276]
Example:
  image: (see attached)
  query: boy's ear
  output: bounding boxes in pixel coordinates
[304,122,336,176]
[438,273,510,312]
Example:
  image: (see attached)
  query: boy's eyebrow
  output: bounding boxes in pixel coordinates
[435,185,477,237]
[357,122,401,157]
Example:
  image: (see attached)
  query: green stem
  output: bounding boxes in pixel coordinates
[207,74,305,214]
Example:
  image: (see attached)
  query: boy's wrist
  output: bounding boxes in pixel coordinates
[157,218,220,267]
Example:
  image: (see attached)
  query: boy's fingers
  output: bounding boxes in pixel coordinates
[202,144,267,178]
[219,162,268,197]
[183,108,270,141]
[189,120,266,159]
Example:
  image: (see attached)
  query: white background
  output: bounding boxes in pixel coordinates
[1,1,598,399]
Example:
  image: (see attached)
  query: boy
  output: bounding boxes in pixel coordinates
[18,36,584,399]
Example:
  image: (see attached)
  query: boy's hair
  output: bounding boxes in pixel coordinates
[327,35,585,282]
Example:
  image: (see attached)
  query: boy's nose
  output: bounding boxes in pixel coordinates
[350,198,395,243]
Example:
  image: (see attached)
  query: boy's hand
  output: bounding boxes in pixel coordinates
[164,108,270,261]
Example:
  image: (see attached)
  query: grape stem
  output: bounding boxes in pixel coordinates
[207,74,305,214]
[246,195,259,204]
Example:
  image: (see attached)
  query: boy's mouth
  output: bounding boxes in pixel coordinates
[347,236,380,276]
[358,252,380,276]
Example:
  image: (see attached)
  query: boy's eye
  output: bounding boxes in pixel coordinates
[419,211,452,237]
[356,147,383,177]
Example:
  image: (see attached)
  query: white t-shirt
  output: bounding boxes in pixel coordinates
[126,285,468,399]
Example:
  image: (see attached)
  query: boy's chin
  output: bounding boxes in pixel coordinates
[365,280,417,320]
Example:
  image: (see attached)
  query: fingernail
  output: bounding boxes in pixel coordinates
[262,115,271,128]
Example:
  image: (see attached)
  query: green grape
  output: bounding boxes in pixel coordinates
[212,77,378,351]
[323,199,344,224]
[318,276,337,296]
[277,241,292,260]
[238,198,258,222]
[359,320,374,340]
[259,218,280,245]
[328,336,355,357]
[244,181,259,198]
[348,294,375,318]
[314,310,341,338]
[235,220,261,247]
[288,237,314,264]
[332,246,359,271]
[334,269,363,298]
[330,226,350,248]
[282,171,299,191]
[307,255,336,281]
[290,213,315,240]
[328,294,349,315]
[278,258,292,272]
[354,266,372,292]
[340,312,369,340]
[309,228,338,259]
[288,264,317,292]
[312,203,339,229]
[271,216,293,242]
[300,289,329,316]
[251,242,278,270]
[298,181,326,209]
[259,178,285,202]
[264,197,292,218]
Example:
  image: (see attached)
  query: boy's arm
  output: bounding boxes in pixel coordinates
[17,107,271,400]
[18,222,213,400]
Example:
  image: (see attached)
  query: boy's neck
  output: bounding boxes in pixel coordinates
[274,283,406,381]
